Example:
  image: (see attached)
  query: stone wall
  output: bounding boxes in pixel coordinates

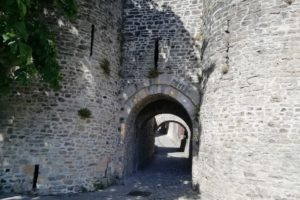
[137,118,156,169]
[197,0,300,199]
[121,96,196,176]
[122,0,203,86]
[120,0,203,178]
[1,0,299,198]
[0,0,123,194]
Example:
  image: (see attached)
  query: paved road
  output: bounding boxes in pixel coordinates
[0,135,200,200]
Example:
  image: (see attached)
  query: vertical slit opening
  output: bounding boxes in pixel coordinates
[32,164,39,190]
[154,39,159,69]
[90,24,95,56]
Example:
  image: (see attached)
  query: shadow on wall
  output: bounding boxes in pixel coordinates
[122,0,217,195]
[121,0,217,161]
[122,0,215,83]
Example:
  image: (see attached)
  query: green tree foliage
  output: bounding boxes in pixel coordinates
[0,0,77,94]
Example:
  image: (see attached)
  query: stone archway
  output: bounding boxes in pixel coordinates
[155,114,191,140]
[155,115,191,153]
[119,75,201,186]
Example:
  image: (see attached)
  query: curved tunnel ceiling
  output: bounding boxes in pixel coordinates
[135,98,193,131]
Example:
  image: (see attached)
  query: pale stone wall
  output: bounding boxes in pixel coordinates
[166,122,184,145]
[0,0,123,194]
[197,0,300,199]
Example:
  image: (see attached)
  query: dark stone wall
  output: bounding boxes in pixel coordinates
[121,0,203,87]
[0,0,123,194]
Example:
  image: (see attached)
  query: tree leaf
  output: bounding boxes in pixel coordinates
[0,0,78,94]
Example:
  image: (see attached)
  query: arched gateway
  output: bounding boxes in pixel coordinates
[118,74,201,186]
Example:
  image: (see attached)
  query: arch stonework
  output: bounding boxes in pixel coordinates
[120,74,200,107]
[155,116,192,155]
[119,74,200,143]
[156,117,190,135]
[155,114,192,142]
[118,74,201,186]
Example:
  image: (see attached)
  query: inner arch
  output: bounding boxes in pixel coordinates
[123,96,193,176]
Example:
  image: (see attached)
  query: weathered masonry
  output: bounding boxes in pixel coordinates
[0,0,124,194]
[1,0,300,199]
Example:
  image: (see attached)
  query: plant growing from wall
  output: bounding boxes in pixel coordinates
[80,186,88,193]
[200,39,209,60]
[283,0,294,5]
[0,0,78,94]
[193,33,203,42]
[100,58,111,76]
[147,68,162,79]
[221,64,229,74]
[78,108,92,119]
[93,180,104,190]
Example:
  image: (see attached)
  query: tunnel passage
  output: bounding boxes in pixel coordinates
[123,97,193,176]
[156,120,189,153]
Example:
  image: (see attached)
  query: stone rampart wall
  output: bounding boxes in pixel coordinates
[197,1,300,199]
[0,0,123,194]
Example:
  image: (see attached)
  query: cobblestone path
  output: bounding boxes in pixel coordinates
[0,135,200,200]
